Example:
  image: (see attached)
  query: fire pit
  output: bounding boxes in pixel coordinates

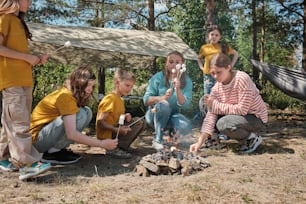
[134,133,210,176]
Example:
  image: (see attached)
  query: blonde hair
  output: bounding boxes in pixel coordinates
[114,69,136,82]
[0,0,19,14]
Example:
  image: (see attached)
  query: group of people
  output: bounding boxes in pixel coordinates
[0,0,268,181]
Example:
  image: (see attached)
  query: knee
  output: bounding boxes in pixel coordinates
[77,107,92,122]
[216,117,228,132]
[156,102,171,117]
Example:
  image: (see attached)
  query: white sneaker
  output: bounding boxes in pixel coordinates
[19,162,52,181]
[152,141,164,151]
[243,135,263,154]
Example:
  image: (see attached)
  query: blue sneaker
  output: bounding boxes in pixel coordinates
[19,162,52,181]
[0,160,18,172]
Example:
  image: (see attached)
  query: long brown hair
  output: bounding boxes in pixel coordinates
[164,51,187,88]
[18,11,32,40]
[65,66,96,107]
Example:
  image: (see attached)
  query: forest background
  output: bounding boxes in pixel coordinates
[0,1,305,203]
[28,0,305,119]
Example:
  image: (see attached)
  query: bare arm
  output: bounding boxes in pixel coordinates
[230,49,239,68]
[0,33,45,65]
[145,88,172,106]
[173,79,186,105]
[189,132,211,152]
[197,58,204,71]
[63,114,118,150]
[97,112,130,136]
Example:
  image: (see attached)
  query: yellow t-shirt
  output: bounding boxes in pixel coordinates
[30,87,79,142]
[198,43,234,74]
[96,92,125,140]
[0,14,33,90]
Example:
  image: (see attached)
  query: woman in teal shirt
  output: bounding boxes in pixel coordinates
[143,51,193,151]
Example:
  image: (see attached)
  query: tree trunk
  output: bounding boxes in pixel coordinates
[303,1,306,72]
[148,0,155,31]
[205,0,215,32]
[148,0,157,74]
[98,67,106,96]
[260,1,265,62]
[252,0,259,82]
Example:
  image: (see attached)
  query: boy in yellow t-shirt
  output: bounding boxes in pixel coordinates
[96,69,145,159]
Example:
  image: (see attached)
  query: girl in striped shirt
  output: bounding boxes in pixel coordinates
[190,53,268,154]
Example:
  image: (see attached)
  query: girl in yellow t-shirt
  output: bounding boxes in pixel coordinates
[198,25,239,117]
[0,0,50,181]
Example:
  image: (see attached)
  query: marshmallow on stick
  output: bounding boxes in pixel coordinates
[116,114,125,139]
[177,64,186,80]
[118,114,125,125]
[51,41,71,54]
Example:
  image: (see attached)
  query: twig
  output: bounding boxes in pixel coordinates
[94,165,99,176]
[128,116,145,127]
[115,125,121,140]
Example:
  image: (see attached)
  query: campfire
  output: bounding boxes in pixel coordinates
[134,134,210,176]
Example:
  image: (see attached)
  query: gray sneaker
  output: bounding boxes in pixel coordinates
[152,141,164,151]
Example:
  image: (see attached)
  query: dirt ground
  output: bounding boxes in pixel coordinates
[0,111,306,204]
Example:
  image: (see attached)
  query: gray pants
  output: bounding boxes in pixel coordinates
[33,107,92,153]
[216,114,265,145]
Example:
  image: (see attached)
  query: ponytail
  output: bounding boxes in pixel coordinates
[18,12,32,40]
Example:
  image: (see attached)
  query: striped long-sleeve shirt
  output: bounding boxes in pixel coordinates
[201,71,268,135]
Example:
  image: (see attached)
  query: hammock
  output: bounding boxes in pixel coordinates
[251,59,306,101]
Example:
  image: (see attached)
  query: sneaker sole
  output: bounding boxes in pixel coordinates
[244,136,263,153]
[0,166,18,172]
[41,156,82,165]
[19,165,52,181]
[106,152,132,159]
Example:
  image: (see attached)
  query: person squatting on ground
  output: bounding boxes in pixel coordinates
[30,67,118,165]
[96,69,145,159]
[190,53,268,154]
[0,0,51,180]
[197,25,239,118]
[143,51,193,151]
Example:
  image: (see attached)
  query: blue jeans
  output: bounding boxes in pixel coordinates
[145,102,192,143]
[33,107,92,153]
[203,74,215,95]
[216,114,265,145]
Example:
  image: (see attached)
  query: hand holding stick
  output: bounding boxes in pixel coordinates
[116,114,125,140]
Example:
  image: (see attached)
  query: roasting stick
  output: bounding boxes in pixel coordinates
[116,114,125,140]
[50,41,71,54]
[128,116,145,128]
